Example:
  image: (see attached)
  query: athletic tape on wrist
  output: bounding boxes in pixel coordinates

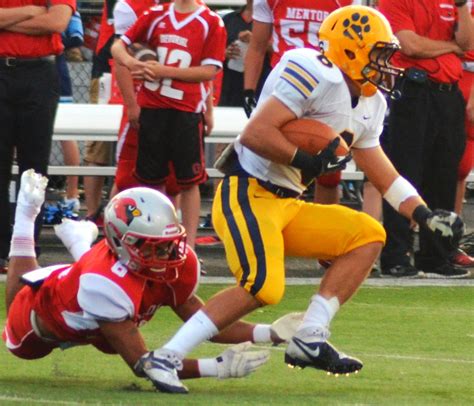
[383,176,419,211]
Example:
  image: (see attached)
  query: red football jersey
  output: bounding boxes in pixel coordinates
[33,239,200,347]
[122,3,226,112]
[253,0,358,67]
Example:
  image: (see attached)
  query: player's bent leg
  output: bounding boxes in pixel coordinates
[283,204,384,375]
[3,285,56,359]
[54,219,99,261]
[6,169,48,309]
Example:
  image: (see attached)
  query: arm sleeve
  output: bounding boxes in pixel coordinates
[353,96,387,149]
[78,274,135,322]
[113,0,137,36]
[253,0,273,24]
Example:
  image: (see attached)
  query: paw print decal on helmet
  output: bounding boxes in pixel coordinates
[342,13,371,40]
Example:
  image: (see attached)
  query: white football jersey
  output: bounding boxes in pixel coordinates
[234,47,387,194]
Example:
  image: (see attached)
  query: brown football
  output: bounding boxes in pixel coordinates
[134,47,157,62]
[281,118,349,156]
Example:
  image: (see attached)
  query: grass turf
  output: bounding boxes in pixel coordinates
[0,284,473,405]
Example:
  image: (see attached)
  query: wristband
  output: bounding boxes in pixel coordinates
[383,176,419,210]
[198,358,218,377]
[455,0,467,6]
[412,205,432,225]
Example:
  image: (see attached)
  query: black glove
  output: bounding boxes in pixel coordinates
[243,89,257,118]
[412,205,465,253]
[290,138,352,179]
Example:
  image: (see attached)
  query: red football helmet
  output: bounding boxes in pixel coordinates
[104,187,187,282]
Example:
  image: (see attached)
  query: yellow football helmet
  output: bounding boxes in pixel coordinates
[318,5,404,97]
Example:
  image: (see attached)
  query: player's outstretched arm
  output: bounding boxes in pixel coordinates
[354,147,464,253]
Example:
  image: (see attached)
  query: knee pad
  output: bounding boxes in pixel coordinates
[316,171,342,188]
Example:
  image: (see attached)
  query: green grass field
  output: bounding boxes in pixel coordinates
[0,283,473,405]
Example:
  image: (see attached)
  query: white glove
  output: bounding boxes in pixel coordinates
[216,342,270,379]
[270,312,304,343]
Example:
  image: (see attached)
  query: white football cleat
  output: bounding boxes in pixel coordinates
[54,219,98,255]
[17,169,48,215]
[135,349,188,394]
[270,312,304,343]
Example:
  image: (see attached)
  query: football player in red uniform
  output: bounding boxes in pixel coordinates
[4,170,301,394]
[111,0,226,248]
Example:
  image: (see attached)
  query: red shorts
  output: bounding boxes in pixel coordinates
[2,286,56,359]
[115,108,182,196]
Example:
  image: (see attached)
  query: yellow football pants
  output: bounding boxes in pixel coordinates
[212,176,386,305]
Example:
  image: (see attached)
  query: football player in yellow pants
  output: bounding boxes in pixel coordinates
[138,6,465,393]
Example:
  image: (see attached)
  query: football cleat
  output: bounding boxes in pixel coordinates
[285,327,363,375]
[54,219,99,260]
[135,349,188,394]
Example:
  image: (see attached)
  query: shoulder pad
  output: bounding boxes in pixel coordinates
[283,49,344,86]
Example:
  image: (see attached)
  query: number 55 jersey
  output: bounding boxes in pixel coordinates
[121,2,226,113]
[254,0,361,67]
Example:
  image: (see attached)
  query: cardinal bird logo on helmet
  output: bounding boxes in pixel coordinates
[114,197,142,226]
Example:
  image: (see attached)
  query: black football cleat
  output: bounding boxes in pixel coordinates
[285,327,363,375]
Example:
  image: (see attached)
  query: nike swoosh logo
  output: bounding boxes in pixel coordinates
[327,162,341,169]
[292,337,321,360]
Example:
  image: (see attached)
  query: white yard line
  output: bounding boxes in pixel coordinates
[200,276,474,287]
[1,275,473,286]
[0,395,85,405]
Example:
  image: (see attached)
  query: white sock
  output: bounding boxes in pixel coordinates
[252,324,272,343]
[8,209,38,258]
[69,241,92,261]
[163,310,219,357]
[299,294,340,331]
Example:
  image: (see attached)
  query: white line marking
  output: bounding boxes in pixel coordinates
[0,395,84,405]
[255,345,474,364]
[198,276,474,287]
[1,275,473,286]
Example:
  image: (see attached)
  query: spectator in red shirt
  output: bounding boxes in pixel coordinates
[0,0,75,275]
[378,0,474,278]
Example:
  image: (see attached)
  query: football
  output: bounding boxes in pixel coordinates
[133,46,157,62]
[281,118,349,156]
